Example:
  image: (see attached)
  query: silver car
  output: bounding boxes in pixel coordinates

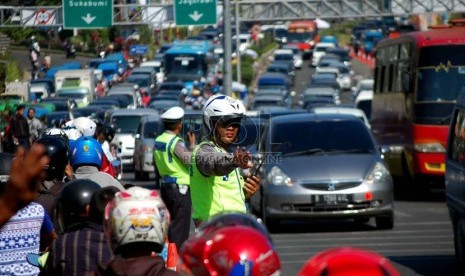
[250,113,394,230]
[110,109,159,169]
[133,115,160,181]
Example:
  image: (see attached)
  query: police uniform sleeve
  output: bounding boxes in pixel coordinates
[195,143,236,176]
[173,140,193,166]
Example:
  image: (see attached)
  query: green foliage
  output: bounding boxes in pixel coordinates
[249,32,277,56]
[5,61,23,82]
[1,28,34,43]
[233,55,254,86]
[138,25,156,59]
[320,20,362,46]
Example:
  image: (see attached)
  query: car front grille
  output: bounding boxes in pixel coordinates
[292,201,371,212]
[302,181,362,191]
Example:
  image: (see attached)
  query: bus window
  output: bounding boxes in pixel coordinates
[416,45,465,102]
[400,43,410,60]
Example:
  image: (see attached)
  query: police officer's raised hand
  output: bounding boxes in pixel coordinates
[233,146,252,169]
[187,131,196,147]
[0,144,49,227]
[244,174,260,199]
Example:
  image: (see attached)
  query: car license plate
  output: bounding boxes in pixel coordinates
[312,194,350,205]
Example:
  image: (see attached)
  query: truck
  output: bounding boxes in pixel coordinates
[54,69,96,107]
[0,81,30,102]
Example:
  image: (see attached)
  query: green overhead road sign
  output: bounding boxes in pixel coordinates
[174,0,217,26]
[63,0,113,29]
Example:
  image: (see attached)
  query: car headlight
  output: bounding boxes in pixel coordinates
[414,142,445,153]
[267,166,294,186]
[366,162,390,184]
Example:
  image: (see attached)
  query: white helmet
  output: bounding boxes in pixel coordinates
[105,187,170,253]
[203,94,245,132]
[72,117,97,137]
[33,41,40,53]
[62,123,82,142]
[42,127,68,138]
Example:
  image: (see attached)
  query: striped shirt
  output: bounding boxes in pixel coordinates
[0,203,44,276]
[47,223,112,276]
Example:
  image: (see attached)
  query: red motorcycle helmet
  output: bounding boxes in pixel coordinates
[298,247,400,276]
[180,225,281,276]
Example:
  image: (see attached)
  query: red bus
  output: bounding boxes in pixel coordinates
[371,22,465,192]
[287,20,319,59]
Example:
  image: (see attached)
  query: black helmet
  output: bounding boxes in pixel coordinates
[103,124,116,142]
[35,136,69,181]
[55,179,101,233]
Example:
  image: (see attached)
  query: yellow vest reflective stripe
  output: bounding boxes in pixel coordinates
[153,132,190,186]
[190,141,246,221]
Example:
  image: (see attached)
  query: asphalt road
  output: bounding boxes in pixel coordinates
[119,60,458,275]
[15,49,458,275]
[11,48,93,77]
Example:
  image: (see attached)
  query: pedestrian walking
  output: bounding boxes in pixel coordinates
[27,107,44,143]
[10,105,30,151]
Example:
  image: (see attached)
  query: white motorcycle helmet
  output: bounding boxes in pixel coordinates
[32,41,40,53]
[72,117,97,137]
[203,94,245,132]
[104,187,170,253]
[63,121,83,142]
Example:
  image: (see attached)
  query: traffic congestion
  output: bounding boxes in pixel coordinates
[0,12,464,276]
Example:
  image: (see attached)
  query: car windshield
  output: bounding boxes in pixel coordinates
[112,115,141,134]
[235,118,261,149]
[270,120,375,156]
[127,77,150,87]
[313,73,337,80]
[417,45,465,103]
[267,67,288,74]
[143,121,159,138]
[160,84,184,90]
[57,92,86,100]
[274,54,293,61]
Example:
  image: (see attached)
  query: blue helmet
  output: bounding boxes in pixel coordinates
[69,136,103,170]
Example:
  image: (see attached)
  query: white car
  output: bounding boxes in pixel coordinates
[232,34,252,53]
[110,109,159,168]
[309,106,371,128]
[311,42,336,66]
[316,66,352,91]
[140,61,165,85]
[355,89,374,120]
[352,78,374,100]
[282,45,303,69]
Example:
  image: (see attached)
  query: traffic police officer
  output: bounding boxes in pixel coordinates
[190,94,260,227]
[153,107,195,250]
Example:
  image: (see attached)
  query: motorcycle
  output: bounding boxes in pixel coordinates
[110,143,123,180]
[66,44,76,59]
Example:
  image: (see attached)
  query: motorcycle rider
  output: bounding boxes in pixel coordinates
[29,36,40,79]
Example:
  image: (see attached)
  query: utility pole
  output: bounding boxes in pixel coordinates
[235,0,241,84]
[223,0,232,96]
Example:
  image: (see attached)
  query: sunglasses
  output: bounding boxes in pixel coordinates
[218,118,242,128]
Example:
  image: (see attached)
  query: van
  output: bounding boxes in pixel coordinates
[110,109,159,168]
[446,89,465,265]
